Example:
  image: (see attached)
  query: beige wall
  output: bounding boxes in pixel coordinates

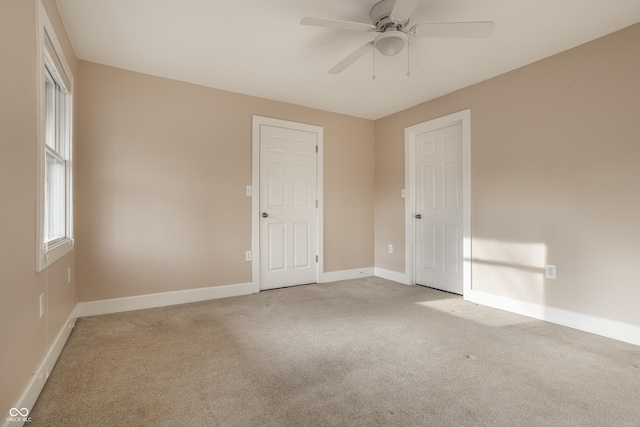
[375,23,640,326]
[0,0,77,418]
[75,61,374,302]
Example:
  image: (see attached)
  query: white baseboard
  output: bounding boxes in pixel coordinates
[321,268,374,283]
[465,289,640,347]
[73,282,256,318]
[3,313,77,427]
[374,268,410,285]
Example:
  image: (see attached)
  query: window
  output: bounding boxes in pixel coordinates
[37,3,74,271]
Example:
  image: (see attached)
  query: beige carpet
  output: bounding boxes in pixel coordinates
[31,277,640,426]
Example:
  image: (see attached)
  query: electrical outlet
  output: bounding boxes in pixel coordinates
[245,185,252,196]
[39,293,45,318]
[545,264,557,279]
[388,244,393,254]
[245,251,252,261]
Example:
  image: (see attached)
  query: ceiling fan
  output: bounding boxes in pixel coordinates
[301,0,495,75]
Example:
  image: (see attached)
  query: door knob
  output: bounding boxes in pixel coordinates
[415,214,422,219]
[262,212,269,218]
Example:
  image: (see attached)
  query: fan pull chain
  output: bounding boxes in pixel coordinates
[372,46,376,81]
[407,42,411,77]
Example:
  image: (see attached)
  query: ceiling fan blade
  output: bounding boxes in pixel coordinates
[328,42,374,74]
[410,21,496,38]
[390,0,422,24]
[301,17,376,32]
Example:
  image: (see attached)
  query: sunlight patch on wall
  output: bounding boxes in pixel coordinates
[471,239,547,302]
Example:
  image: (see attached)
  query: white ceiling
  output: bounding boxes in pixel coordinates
[55,0,640,120]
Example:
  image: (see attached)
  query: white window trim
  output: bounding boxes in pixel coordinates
[36,1,74,272]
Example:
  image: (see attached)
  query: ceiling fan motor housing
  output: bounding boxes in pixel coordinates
[371,0,409,31]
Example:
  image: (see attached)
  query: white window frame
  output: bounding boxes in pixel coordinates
[36,1,74,271]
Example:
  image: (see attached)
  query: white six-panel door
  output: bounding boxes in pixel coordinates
[414,122,463,294]
[259,124,318,290]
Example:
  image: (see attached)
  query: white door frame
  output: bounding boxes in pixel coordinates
[251,116,324,292]
[404,110,471,295]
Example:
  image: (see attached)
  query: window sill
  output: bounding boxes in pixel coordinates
[38,238,74,272]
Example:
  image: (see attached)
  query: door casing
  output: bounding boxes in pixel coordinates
[251,116,324,292]
[404,110,471,295]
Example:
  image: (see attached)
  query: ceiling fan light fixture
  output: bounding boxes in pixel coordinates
[374,31,408,56]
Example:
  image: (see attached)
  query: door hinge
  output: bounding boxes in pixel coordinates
[316,145,318,153]
[316,255,318,263]
[316,200,318,208]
